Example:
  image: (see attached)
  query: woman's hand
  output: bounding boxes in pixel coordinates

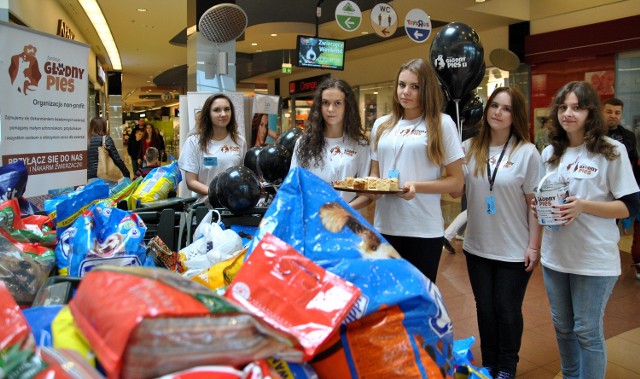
[524,247,539,272]
[554,196,583,225]
[397,181,416,200]
[360,192,382,201]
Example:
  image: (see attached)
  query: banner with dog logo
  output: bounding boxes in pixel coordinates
[0,21,90,197]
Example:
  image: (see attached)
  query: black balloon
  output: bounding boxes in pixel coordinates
[258,144,292,184]
[215,166,261,214]
[207,173,223,208]
[244,146,263,177]
[430,22,485,100]
[461,95,483,129]
[276,127,303,154]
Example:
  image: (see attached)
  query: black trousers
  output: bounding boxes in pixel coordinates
[464,250,532,375]
[382,234,443,283]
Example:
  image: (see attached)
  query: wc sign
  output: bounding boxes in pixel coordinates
[370,3,398,38]
[404,8,432,43]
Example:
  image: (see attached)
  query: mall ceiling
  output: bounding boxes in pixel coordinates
[56,0,527,111]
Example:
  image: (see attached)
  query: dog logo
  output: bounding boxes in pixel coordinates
[299,42,321,64]
[330,145,342,156]
[8,44,42,96]
[88,233,125,258]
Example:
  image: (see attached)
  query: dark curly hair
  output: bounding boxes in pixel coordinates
[194,93,240,152]
[295,78,367,168]
[546,81,617,167]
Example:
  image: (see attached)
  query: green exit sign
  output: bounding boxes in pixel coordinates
[282,63,292,74]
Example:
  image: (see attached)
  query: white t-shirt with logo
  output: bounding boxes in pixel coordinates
[290,136,371,202]
[179,133,247,201]
[539,137,639,276]
[370,114,464,238]
[463,140,540,262]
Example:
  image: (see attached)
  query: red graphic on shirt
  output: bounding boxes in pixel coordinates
[330,145,357,157]
[8,44,42,96]
[399,128,424,137]
[220,145,241,153]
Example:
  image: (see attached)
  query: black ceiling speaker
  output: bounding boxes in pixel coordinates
[198,3,248,43]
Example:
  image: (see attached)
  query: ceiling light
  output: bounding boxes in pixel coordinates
[251,42,258,46]
[78,0,121,70]
[270,33,277,37]
[137,8,147,12]
[361,31,368,35]
[256,49,263,53]
[476,0,486,2]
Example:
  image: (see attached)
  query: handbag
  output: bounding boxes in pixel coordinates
[97,136,123,181]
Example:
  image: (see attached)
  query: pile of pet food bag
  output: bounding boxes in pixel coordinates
[0,160,491,379]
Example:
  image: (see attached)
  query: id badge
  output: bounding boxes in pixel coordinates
[204,156,218,167]
[388,169,399,180]
[486,194,496,215]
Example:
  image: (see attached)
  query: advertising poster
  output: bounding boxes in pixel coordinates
[250,93,280,147]
[0,21,90,197]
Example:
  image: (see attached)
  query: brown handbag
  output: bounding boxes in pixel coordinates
[97,136,123,181]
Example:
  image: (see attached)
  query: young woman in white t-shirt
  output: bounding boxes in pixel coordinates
[461,87,541,379]
[290,78,371,209]
[537,81,639,378]
[179,94,247,202]
[367,58,465,283]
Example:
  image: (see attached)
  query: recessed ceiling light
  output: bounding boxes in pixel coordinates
[270,33,277,37]
[361,31,368,35]
[256,49,263,52]
[251,42,258,46]
[137,8,147,12]
[475,0,485,2]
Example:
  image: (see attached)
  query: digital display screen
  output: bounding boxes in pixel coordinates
[296,35,345,71]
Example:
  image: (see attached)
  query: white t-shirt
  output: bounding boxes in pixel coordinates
[290,136,370,202]
[179,133,247,201]
[370,114,464,238]
[463,139,540,262]
[539,137,639,276]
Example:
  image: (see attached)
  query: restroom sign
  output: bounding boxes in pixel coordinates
[335,1,362,32]
[404,8,432,43]
[370,3,398,38]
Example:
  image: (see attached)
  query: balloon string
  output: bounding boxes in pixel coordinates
[454,98,468,176]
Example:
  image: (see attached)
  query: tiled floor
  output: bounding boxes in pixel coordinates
[439,197,640,378]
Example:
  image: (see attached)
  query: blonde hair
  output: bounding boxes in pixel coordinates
[373,59,445,166]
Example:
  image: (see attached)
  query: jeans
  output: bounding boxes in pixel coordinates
[382,234,443,283]
[542,266,617,379]
[464,251,532,375]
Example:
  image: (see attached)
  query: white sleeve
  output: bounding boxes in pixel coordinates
[178,136,201,175]
[441,114,465,165]
[608,143,640,198]
[523,144,541,194]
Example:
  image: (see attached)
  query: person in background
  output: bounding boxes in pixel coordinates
[127,128,145,174]
[87,116,130,183]
[251,113,279,147]
[365,58,465,283]
[603,98,640,230]
[535,117,552,152]
[135,146,160,179]
[179,93,247,203]
[461,87,541,379]
[138,123,165,167]
[602,97,640,278]
[536,81,639,378]
[290,78,371,209]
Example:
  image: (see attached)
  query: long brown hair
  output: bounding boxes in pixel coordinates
[372,58,445,166]
[89,116,108,136]
[546,81,617,167]
[194,93,240,152]
[296,77,367,168]
[467,87,530,177]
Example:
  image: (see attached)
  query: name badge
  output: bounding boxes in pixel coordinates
[486,194,496,215]
[388,169,399,180]
[204,156,218,167]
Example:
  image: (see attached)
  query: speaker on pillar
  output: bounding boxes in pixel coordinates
[107,71,122,95]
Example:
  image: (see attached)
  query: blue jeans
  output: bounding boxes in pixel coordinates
[464,251,532,375]
[542,266,617,379]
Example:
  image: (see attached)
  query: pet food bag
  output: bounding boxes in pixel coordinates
[133,161,182,204]
[69,266,298,379]
[55,202,150,277]
[245,168,455,378]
